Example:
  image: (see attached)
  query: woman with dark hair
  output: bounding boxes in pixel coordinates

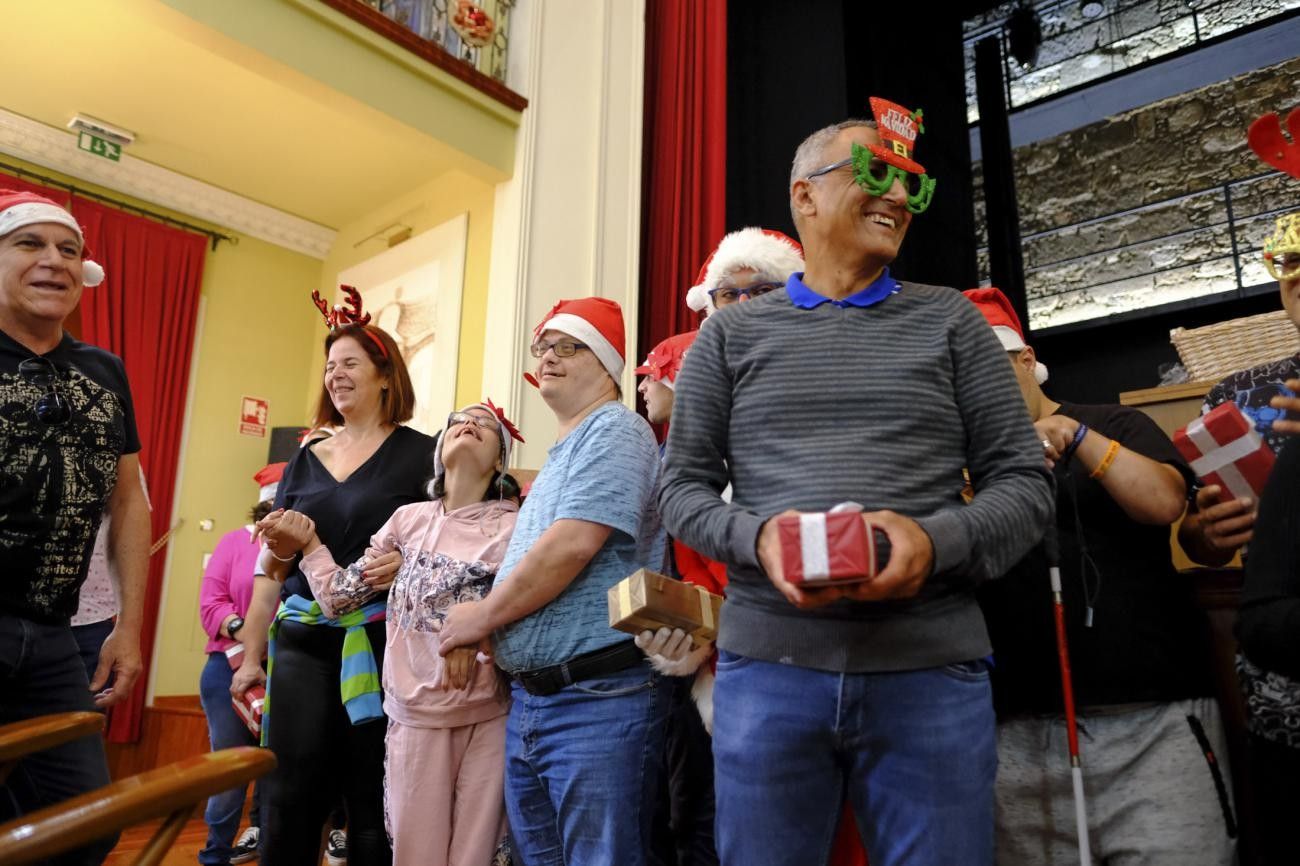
[280,401,523,866]
[231,291,435,866]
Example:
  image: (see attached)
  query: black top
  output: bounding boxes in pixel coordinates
[979,402,1212,715]
[275,425,436,603]
[1237,440,1300,680]
[0,328,141,623]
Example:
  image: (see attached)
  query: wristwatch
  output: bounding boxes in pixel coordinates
[227,616,245,638]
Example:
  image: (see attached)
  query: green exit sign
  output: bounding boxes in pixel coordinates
[77,131,121,162]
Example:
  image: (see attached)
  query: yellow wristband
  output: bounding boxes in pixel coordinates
[1089,439,1120,480]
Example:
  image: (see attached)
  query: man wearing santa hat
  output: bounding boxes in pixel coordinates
[966,288,1234,865]
[438,297,671,864]
[0,190,150,863]
[661,105,1054,865]
[685,227,805,319]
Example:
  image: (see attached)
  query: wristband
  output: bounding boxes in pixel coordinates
[1059,422,1089,465]
[268,548,296,563]
[1089,438,1120,480]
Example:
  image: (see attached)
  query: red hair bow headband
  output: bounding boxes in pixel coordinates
[1249,108,1300,180]
[483,398,525,444]
[311,285,388,359]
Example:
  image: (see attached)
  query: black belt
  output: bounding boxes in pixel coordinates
[512,640,645,696]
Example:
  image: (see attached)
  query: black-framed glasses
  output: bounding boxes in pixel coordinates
[709,282,784,306]
[447,411,499,433]
[18,357,71,426]
[529,339,590,359]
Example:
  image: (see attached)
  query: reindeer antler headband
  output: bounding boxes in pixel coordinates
[311,285,388,359]
[1248,107,1300,282]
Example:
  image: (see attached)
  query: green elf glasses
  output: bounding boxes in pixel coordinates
[806,143,937,215]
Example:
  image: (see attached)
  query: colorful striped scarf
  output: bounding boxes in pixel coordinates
[261,594,387,745]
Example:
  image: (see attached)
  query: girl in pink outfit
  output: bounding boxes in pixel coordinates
[294,401,524,866]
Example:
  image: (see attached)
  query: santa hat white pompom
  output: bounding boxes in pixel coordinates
[82,259,105,287]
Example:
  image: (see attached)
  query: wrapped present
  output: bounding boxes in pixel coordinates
[608,569,724,642]
[1174,402,1275,506]
[777,511,891,587]
[225,643,265,737]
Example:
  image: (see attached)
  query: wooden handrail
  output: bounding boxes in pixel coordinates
[0,712,104,769]
[0,747,276,865]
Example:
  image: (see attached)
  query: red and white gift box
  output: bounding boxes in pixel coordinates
[776,510,884,587]
[1174,402,1275,507]
[225,643,265,737]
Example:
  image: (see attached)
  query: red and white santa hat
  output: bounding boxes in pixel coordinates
[0,190,105,286]
[528,297,626,385]
[253,462,287,504]
[963,287,1048,384]
[431,398,525,487]
[634,330,697,390]
[686,228,804,314]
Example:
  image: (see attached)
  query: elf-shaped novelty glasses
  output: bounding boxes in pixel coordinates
[805,143,936,214]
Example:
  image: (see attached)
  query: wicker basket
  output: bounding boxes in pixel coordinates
[1170,309,1300,382]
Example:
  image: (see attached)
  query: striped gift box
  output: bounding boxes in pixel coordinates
[1174,402,1275,506]
[776,511,888,587]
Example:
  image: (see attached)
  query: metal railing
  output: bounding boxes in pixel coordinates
[363,0,515,84]
[976,170,1289,331]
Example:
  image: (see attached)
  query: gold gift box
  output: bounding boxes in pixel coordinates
[608,569,724,642]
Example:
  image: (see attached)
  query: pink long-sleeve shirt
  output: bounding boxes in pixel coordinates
[199,526,261,654]
[300,498,517,729]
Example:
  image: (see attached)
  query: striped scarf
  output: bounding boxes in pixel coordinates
[262,594,387,745]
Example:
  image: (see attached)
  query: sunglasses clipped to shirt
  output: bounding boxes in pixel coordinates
[18,356,72,426]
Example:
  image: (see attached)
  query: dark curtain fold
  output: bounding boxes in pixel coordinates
[639,0,728,364]
[72,196,207,744]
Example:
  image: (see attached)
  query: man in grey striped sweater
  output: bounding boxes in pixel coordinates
[660,114,1053,866]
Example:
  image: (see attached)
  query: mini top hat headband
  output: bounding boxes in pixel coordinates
[807,98,936,214]
[1248,107,1300,281]
[311,285,389,358]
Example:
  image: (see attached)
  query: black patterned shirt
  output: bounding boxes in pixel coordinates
[0,328,139,624]
[1202,352,1300,456]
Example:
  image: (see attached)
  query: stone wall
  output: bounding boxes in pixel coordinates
[974,55,1300,329]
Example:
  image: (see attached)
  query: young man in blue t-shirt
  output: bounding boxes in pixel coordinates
[439,296,670,864]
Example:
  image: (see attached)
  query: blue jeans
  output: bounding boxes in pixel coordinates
[198,652,263,865]
[0,614,116,865]
[71,617,115,687]
[711,651,997,866]
[504,662,671,866]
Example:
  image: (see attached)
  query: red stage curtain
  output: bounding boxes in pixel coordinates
[638,0,727,361]
[73,196,207,743]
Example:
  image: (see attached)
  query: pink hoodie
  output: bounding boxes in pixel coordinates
[198,526,260,654]
[300,498,517,729]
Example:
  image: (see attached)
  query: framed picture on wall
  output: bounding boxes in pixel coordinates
[337,213,468,436]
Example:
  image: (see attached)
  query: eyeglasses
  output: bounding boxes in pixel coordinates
[1266,251,1300,281]
[18,357,71,426]
[805,143,935,214]
[529,339,590,359]
[447,411,499,433]
[708,282,784,306]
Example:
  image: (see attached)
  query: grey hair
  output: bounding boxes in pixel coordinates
[788,119,877,225]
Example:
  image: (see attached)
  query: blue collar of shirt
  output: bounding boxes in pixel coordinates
[785,269,901,309]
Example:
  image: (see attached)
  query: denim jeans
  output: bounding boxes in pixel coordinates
[71,617,115,686]
[711,651,996,866]
[504,662,671,866]
[198,652,263,865]
[0,614,117,865]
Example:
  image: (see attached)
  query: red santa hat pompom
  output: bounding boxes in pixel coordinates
[0,190,105,287]
[686,227,804,314]
[634,330,697,391]
[526,297,626,387]
[963,287,1048,384]
[253,462,288,504]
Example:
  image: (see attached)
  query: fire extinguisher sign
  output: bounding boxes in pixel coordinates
[239,396,269,437]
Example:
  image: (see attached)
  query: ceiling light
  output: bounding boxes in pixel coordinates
[67,114,135,148]
[1080,1,1105,18]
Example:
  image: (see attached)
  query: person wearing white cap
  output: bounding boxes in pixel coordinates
[438,297,671,865]
[0,189,149,863]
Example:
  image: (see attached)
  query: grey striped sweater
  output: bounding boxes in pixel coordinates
[660,280,1054,673]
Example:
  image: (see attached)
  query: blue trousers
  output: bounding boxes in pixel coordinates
[198,652,263,866]
[711,651,997,866]
[0,614,116,865]
[504,663,671,866]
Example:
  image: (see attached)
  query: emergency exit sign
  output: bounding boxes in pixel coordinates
[77,131,121,162]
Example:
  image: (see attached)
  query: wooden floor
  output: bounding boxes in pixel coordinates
[104,812,227,866]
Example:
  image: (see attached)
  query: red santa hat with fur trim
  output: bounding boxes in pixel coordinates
[0,191,105,286]
[686,227,804,314]
[526,297,626,386]
[963,287,1048,384]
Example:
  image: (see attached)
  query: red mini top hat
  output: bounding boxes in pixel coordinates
[868,97,927,176]
[1248,107,1300,180]
[634,330,697,390]
[527,297,626,386]
[253,462,287,503]
[0,190,105,286]
[963,287,1048,384]
[686,228,804,313]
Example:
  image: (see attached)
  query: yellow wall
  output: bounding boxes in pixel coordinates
[310,169,497,417]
